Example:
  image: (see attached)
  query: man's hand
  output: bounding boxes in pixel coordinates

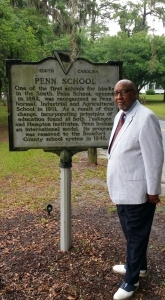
[147,194,160,204]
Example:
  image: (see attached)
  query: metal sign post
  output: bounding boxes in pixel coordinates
[60,150,72,251]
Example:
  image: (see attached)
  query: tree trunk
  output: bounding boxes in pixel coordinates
[142,2,147,30]
[163,90,165,102]
[88,148,97,165]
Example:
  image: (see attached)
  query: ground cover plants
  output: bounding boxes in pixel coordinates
[0,100,165,299]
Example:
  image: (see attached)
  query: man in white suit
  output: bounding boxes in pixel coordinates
[107,79,164,300]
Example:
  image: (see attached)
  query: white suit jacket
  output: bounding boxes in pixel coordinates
[107,100,164,204]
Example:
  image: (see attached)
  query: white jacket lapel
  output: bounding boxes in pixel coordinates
[110,102,140,152]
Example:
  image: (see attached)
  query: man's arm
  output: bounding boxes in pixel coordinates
[140,113,164,196]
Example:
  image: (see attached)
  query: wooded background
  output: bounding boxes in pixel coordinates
[1,0,165,97]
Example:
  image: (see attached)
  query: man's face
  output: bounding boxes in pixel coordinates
[113,82,137,111]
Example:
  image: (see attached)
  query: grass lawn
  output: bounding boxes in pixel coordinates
[0,101,61,212]
[140,94,164,101]
[140,94,165,120]
[145,101,165,120]
[0,100,109,214]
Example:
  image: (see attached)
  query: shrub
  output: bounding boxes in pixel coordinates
[146,89,155,95]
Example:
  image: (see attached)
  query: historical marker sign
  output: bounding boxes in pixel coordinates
[6,52,122,152]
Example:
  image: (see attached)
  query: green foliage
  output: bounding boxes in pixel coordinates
[151,35,165,90]
[146,89,155,95]
[50,34,71,51]
[81,31,157,91]
[0,101,8,127]
[1,0,165,96]
[0,1,57,93]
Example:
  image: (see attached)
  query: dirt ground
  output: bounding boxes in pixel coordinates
[0,189,165,300]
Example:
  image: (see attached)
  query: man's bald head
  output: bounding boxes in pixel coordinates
[114,79,136,90]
